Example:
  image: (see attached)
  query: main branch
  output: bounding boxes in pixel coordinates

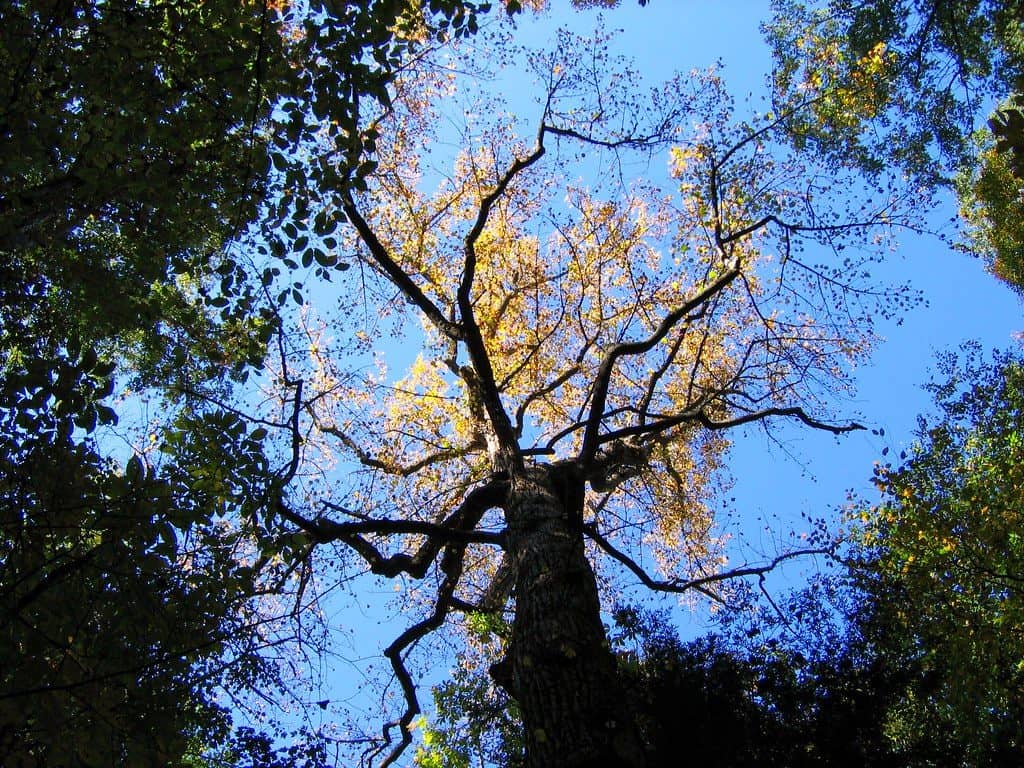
[277,477,507,579]
[579,265,742,464]
[456,124,554,464]
[341,191,464,341]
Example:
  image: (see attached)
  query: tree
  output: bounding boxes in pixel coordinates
[957,137,1024,294]
[733,345,1024,766]
[0,2,292,760]
[0,0,504,763]
[714,346,1024,766]
[0,0,501,390]
[765,0,1024,293]
[0,371,271,766]
[765,0,1024,177]
[416,603,937,768]
[254,19,924,766]
[0,0,289,381]
[846,346,1024,763]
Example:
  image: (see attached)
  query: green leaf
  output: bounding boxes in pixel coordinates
[314,249,337,267]
[76,406,97,433]
[96,404,118,425]
[126,454,145,483]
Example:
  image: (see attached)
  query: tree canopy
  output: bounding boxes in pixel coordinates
[0,0,502,763]
[765,0,1024,293]
[848,347,1024,762]
[2,1,1014,767]
[0,2,289,761]
[766,0,1024,175]
[254,15,924,765]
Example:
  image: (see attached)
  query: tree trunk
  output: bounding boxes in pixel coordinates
[502,464,645,768]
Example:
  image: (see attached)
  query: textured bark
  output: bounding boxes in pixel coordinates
[503,464,645,768]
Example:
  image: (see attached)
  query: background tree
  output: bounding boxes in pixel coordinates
[258,21,924,766]
[416,603,941,768]
[958,126,1024,294]
[0,363,285,766]
[765,0,1024,176]
[845,346,1024,763]
[598,350,1024,768]
[0,0,504,763]
[0,0,498,390]
[0,2,293,761]
[765,0,1024,293]
[762,4,1024,745]
[715,345,1024,767]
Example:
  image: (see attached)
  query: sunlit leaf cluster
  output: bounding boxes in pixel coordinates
[766,0,1024,181]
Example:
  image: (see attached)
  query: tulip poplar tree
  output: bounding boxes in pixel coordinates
[252,20,923,768]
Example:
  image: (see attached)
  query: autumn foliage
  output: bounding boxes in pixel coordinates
[254,20,924,765]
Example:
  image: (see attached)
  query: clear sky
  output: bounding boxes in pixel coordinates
[274,0,1024,751]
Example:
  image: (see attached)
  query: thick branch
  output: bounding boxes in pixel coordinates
[278,478,507,579]
[459,131,547,308]
[596,403,864,445]
[280,379,303,485]
[308,517,502,548]
[694,405,865,435]
[340,192,464,341]
[579,266,741,464]
[370,538,468,768]
[456,126,553,464]
[543,122,673,151]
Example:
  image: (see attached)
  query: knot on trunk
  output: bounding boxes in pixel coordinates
[489,656,515,695]
[589,437,649,493]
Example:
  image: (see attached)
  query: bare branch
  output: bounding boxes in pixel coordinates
[694,405,864,435]
[579,266,742,464]
[514,364,581,438]
[596,402,864,445]
[542,122,673,151]
[370,537,468,768]
[455,125,554,463]
[315,417,483,476]
[278,477,507,579]
[583,522,834,596]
